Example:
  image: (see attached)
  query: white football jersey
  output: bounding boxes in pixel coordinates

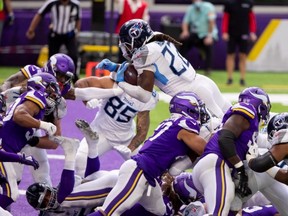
[133,41,196,96]
[132,41,231,118]
[90,91,159,143]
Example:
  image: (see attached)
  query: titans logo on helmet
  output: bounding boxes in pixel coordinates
[129,22,143,39]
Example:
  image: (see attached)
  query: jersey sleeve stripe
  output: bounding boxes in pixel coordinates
[0,163,12,198]
[25,96,45,109]
[232,108,255,119]
[20,68,29,78]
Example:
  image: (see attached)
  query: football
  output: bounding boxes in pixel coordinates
[124,64,138,85]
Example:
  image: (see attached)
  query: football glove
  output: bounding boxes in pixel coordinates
[39,121,57,136]
[2,86,21,104]
[96,59,118,72]
[19,153,39,170]
[86,99,102,109]
[116,62,128,83]
[235,165,252,198]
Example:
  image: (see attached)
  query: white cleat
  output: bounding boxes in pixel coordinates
[75,119,99,141]
[57,136,80,156]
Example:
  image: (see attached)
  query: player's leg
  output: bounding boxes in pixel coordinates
[62,170,119,208]
[193,74,231,118]
[238,37,249,86]
[0,162,19,209]
[75,137,88,178]
[192,154,235,216]
[50,136,80,203]
[138,180,166,215]
[0,207,12,216]
[75,119,111,177]
[91,160,148,216]
[226,37,237,85]
[22,145,52,185]
[257,173,288,216]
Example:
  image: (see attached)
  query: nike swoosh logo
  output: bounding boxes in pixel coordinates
[183,178,197,199]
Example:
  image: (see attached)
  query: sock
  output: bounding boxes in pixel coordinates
[85,157,100,177]
[0,194,13,209]
[57,169,74,203]
[87,139,98,158]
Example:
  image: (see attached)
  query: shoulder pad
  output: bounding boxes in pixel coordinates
[21,65,41,78]
[132,43,162,75]
[231,102,256,120]
[24,90,46,109]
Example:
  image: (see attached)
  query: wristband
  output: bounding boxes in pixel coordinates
[234,161,244,169]
[266,166,280,178]
[27,136,40,147]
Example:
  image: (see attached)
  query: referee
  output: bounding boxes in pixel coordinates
[26,0,81,83]
[221,0,257,86]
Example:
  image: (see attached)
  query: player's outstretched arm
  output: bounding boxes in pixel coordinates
[0,71,26,92]
[128,110,150,152]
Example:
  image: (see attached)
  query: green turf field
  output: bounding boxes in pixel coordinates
[0,67,287,136]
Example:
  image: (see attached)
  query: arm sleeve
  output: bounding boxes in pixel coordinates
[249,11,257,33]
[0,151,21,163]
[118,82,152,103]
[222,12,229,34]
[249,151,278,172]
[74,87,124,101]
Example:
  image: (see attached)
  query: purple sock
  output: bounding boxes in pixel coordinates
[57,169,74,203]
[85,157,100,177]
[0,194,13,209]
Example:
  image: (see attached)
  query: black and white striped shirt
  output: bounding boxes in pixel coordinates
[38,0,81,35]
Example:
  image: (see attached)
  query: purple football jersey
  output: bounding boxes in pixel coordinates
[202,102,259,168]
[242,205,278,216]
[1,90,46,153]
[21,64,71,96]
[132,114,200,184]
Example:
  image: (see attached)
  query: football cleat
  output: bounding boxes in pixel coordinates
[75,119,99,141]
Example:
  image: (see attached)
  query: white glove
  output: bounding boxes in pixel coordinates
[39,121,57,136]
[86,99,102,109]
[54,97,67,119]
[113,145,131,160]
[246,143,259,162]
[2,86,22,104]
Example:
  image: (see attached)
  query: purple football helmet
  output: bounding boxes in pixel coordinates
[172,172,200,204]
[45,53,75,86]
[267,112,288,142]
[238,87,271,123]
[26,182,58,210]
[119,19,154,60]
[169,92,206,124]
[27,73,61,115]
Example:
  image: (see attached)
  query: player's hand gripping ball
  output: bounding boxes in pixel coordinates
[124,64,138,85]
